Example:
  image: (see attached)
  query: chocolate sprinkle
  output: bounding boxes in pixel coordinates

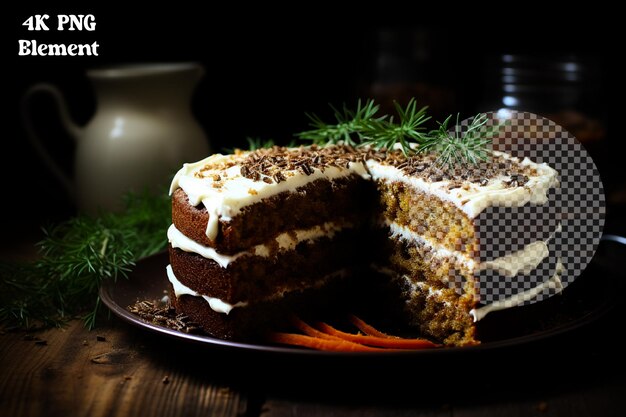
[204,145,536,189]
[366,148,533,187]
[127,299,203,334]
[237,145,364,182]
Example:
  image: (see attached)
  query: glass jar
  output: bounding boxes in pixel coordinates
[480,55,606,145]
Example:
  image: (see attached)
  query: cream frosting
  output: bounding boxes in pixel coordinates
[477,241,548,277]
[167,263,350,315]
[386,220,477,271]
[168,221,351,268]
[166,264,248,314]
[169,152,370,241]
[377,223,562,317]
[470,259,565,322]
[386,219,556,278]
[366,151,558,219]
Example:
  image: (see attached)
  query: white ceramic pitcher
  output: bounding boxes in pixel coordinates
[22,62,210,213]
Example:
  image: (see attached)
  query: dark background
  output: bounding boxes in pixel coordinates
[7,9,620,249]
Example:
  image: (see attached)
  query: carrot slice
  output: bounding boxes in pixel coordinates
[289,316,343,341]
[316,322,440,349]
[348,314,396,339]
[267,315,441,352]
[268,332,384,352]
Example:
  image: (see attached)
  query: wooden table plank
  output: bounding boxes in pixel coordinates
[452,380,625,417]
[2,290,626,417]
[0,320,248,417]
[261,400,451,417]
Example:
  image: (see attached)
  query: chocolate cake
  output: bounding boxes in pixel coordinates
[166,144,559,346]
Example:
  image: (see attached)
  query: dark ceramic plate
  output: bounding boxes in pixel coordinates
[101,240,622,356]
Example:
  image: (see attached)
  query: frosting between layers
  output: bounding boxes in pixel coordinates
[168,221,352,268]
[470,259,565,322]
[475,222,561,277]
[167,264,248,314]
[170,152,370,241]
[386,220,477,272]
[167,263,349,315]
[386,220,555,277]
[366,151,558,219]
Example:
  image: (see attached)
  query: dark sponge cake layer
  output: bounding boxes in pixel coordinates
[169,227,366,304]
[169,274,355,341]
[173,175,374,254]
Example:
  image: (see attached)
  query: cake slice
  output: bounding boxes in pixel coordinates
[166,144,558,346]
[167,145,374,340]
[366,149,559,345]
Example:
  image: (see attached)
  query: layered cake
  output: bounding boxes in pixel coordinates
[167,146,374,340]
[167,144,558,345]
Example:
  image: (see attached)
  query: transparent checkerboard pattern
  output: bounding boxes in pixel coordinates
[456,111,605,307]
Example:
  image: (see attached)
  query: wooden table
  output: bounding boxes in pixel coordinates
[1,295,625,417]
[2,229,625,417]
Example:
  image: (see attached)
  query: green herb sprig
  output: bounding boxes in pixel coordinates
[297,98,497,166]
[297,99,384,147]
[419,113,494,167]
[0,191,171,330]
[359,98,430,156]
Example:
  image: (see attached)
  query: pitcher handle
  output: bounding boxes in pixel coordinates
[21,83,82,202]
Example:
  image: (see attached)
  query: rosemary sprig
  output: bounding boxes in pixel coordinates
[297,99,496,166]
[419,113,494,167]
[359,98,430,156]
[297,98,383,147]
[0,190,171,330]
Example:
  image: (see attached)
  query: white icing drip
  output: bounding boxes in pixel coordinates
[169,153,370,241]
[475,221,561,277]
[168,221,351,268]
[166,264,248,314]
[366,150,559,219]
[470,259,565,322]
[477,241,549,278]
